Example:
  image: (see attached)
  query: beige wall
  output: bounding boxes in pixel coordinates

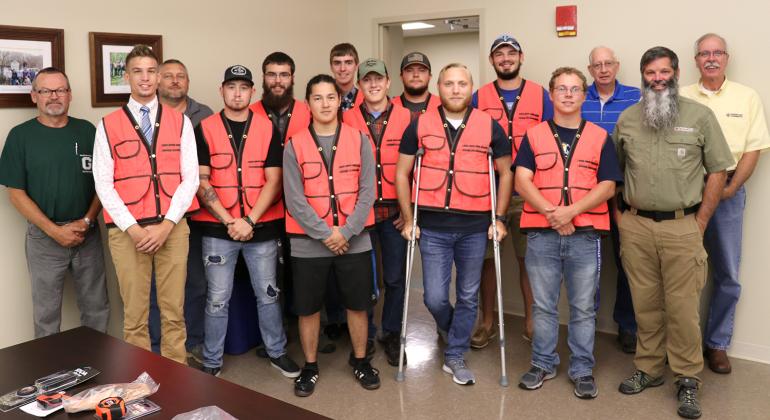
[347,0,770,363]
[0,0,348,348]
[3,0,769,364]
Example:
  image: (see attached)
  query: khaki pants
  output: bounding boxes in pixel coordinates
[618,212,707,381]
[108,219,190,364]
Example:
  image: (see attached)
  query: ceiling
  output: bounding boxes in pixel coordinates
[395,16,479,38]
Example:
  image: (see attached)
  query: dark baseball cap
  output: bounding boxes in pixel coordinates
[400,52,431,72]
[490,34,522,54]
[222,65,253,85]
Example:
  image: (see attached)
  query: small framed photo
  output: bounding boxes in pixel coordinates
[89,32,162,107]
[0,25,64,108]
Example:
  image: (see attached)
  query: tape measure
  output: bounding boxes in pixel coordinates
[96,397,126,420]
[36,391,65,410]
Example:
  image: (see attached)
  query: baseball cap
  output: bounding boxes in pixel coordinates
[490,34,522,54]
[222,65,254,85]
[400,52,431,72]
[357,58,388,80]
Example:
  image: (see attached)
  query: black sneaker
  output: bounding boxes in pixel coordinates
[324,323,344,340]
[353,360,381,390]
[518,365,556,390]
[384,335,405,367]
[318,332,337,354]
[270,354,301,378]
[200,366,221,377]
[617,330,637,354]
[618,370,664,394]
[255,345,269,359]
[294,368,319,397]
[573,375,598,399]
[676,377,702,419]
[366,339,376,359]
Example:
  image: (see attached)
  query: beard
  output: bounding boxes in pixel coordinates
[43,102,67,117]
[441,96,471,113]
[495,66,520,81]
[262,81,294,111]
[404,83,428,97]
[641,78,679,131]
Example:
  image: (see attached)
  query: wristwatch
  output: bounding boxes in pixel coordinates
[494,214,506,223]
[83,217,93,227]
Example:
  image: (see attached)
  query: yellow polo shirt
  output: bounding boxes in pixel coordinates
[681,79,770,171]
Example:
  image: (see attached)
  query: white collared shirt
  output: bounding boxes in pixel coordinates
[93,95,199,231]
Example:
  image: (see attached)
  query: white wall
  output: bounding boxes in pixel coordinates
[347,0,770,363]
[399,32,480,96]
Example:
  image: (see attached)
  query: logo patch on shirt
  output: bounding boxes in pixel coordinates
[673,126,694,133]
[726,113,744,118]
[677,148,687,159]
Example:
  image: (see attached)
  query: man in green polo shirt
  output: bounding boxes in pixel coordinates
[0,67,109,338]
[613,47,733,419]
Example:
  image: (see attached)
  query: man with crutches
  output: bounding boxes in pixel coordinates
[395,63,512,385]
[513,67,622,398]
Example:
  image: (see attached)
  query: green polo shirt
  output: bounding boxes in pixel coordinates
[613,96,734,211]
[0,117,97,221]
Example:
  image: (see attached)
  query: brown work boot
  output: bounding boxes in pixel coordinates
[470,325,496,349]
[705,348,731,374]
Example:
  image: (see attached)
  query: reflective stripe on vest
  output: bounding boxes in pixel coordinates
[476,80,544,159]
[102,104,200,225]
[414,107,493,214]
[249,99,311,146]
[190,110,284,225]
[520,120,609,231]
[392,93,442,121]
[284,123,375,235]
[342,103,411,203]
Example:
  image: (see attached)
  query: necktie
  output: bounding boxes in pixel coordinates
[140,106,153,144]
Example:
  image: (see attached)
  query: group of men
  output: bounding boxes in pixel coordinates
[1,32,767,420]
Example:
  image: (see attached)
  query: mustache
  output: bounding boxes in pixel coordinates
[704,61,720,69]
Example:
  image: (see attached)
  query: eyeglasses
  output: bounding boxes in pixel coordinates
[590,60,617,70]
[35,88,70,97]
[696,50,727,59]
[554,86,583,95]
[265,72,292,80]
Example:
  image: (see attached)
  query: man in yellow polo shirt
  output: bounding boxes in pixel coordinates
[681,33,770,375]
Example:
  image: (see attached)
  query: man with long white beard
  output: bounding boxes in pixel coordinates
[613,46,733,420]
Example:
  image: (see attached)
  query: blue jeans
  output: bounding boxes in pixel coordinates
[419,229,487,361]
[526,230,600,379]
[704,185,745,350]
[202,237,286,368]
[370,216,408,336]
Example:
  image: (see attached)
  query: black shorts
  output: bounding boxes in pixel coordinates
[292,251,375,316]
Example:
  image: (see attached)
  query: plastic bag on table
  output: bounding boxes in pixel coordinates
[62,372,159,413]
[172,406,238,420]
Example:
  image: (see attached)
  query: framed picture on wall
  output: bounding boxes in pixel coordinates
[0,25,64,108]
[89,32,162,107]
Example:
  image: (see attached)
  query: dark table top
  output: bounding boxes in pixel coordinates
[0,327,329,419]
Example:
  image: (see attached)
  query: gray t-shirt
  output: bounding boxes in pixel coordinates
[284,131,375,258]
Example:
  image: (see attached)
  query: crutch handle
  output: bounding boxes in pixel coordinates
[415,147,425,157]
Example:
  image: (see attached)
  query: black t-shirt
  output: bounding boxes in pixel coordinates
[193,115,284,242]
[399,110,511,233]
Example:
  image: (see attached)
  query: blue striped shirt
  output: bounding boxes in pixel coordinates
[581,81,640,133]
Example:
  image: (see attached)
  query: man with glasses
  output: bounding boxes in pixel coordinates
[581,46,641,354]
[0,67,109,337]
[514,67,621,399]
[681,33,770,375]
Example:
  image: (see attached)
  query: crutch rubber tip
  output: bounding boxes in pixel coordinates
[396,372,405,382]
[500,376,509,387]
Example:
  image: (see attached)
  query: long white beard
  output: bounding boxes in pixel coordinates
[641,81,679,131]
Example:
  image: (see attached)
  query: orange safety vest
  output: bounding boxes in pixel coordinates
[520,120,610,231]
[476,80,544,159]
[249,99,311,146]
[284,123,375,235]
[342,103,411,204]
[190,111,284,225]
[414,107,493,214]
[102,104,199,225]
[391,93,442,120]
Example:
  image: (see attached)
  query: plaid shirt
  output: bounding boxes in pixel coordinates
[363,106,401,223]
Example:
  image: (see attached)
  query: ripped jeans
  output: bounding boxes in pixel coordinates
[201,236,286,368]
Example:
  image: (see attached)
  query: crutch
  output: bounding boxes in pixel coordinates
[396,147,425,382]
[488,147,509,387]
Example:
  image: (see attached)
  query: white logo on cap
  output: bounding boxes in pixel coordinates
[231,65,248,76]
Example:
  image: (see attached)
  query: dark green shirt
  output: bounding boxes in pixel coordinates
[0,117,97,221]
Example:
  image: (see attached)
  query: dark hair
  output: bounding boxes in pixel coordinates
[125,44,159,68]
[160,58,187,71]
[31,67,70,90]
[262,52,296,75]
[329,43,359,64]
[640,46,679,72]
[305,74,341,100]
[548,67,588,92]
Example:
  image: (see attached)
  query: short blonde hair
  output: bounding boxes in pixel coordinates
[437,63,473,84]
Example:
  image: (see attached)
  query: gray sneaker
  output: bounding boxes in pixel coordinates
[573,375,598,399]
[187,344,204,364]
[518,365,556,390]
[436,327,449,345]
[618,370,664,395]
[442,359,476,385]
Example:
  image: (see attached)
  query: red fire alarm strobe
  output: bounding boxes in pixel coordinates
[556,5,577,37]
